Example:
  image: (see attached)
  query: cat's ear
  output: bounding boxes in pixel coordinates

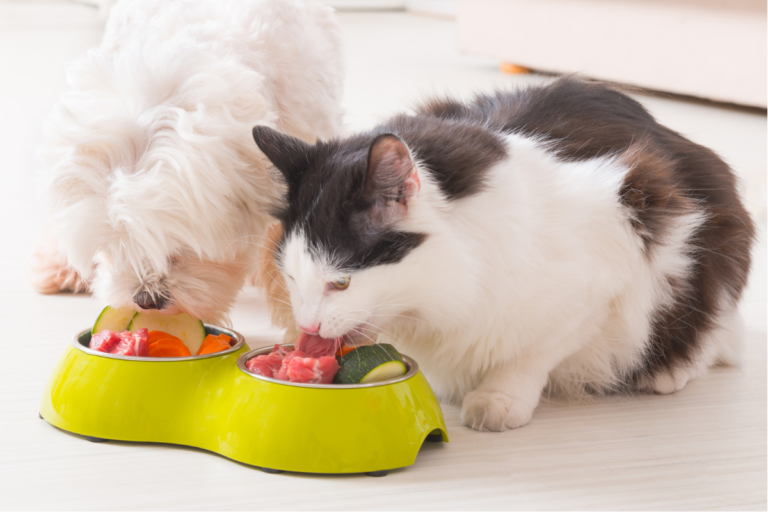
[252,126,312,188]
[364,134,420,221]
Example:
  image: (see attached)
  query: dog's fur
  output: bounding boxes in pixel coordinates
[33,0,344,324]
[255,222,302,342]
[254,78,755,431]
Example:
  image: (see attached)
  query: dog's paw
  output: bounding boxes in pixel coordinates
[461,390,533,432]
[30,242,90,294]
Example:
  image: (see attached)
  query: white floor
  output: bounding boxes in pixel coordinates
[0,3,765,510]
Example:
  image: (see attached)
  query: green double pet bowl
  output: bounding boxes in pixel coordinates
[40,326,448,476]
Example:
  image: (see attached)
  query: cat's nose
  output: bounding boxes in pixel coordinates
[299,323,320,335]
[134,291,168,310]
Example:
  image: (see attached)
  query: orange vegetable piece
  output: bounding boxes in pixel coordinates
[196,334,232,356]
[335,345,357,357]
[197,334,218,353]
[149,338,191,358]
[148,330,183,346]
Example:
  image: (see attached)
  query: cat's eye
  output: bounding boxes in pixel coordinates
[329,276,351,290]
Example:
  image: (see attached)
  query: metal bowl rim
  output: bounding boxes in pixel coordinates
[71,324,245,361]
[235,344,419,389]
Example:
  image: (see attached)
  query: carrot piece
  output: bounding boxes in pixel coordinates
[196,334,230,355]
[149,338,191,358]
[218,333,232,346]
[148,330,183,346]
[198,340,230,355]
[197,334,219,355]
[335,345,357,357]
[197,334,231,355]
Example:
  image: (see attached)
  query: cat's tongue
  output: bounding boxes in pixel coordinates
[294,331,344,357]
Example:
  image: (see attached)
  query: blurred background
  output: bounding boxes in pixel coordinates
[325,0,767,108]
[0,1,765,508]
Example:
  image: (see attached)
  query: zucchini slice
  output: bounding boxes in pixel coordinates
[91,306,137,335]
[333,344,407,384]
[128,311,206,354]
[359,360,408,384]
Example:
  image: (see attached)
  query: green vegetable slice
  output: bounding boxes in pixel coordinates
[359,360,408,384]
[334,343,407,384]
[91,306,137,335]
[128,311,206,354]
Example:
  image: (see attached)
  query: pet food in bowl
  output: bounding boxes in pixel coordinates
[245,339,408,385]
[39,311,448,475]
[231,344,448,474]
[88,306,232,358]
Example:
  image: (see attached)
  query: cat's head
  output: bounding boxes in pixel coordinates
[253,126,429,343]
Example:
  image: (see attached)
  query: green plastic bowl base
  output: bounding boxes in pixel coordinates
[40,326,449,474]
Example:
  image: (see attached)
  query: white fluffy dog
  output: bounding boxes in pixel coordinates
[33,0,344,324]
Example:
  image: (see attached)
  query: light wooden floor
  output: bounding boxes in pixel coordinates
[0,4,765,510]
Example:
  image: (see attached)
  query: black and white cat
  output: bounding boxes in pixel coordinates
[252,78,755,431]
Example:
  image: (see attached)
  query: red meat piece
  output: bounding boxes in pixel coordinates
[275,350,306,380]
[132,328,149,356]
[245,357,274,377]
[283,356,339,384]
[271,344,292,358]
[90,330,121,353]
[246,342,341,384]
[111,329,149,357]
[283,350,306,361]
[245,351,283,378]
[294,331,344,357]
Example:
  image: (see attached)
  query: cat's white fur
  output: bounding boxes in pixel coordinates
[36,0,343,323]
[281,133,740,431]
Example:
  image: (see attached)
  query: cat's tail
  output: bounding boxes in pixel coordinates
[706,305,744,368]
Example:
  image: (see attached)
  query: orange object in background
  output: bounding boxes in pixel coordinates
[149,338,192,357]
[500,62,531,74]
[197,334,232,355]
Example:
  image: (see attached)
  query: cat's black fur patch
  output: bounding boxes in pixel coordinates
[254,115,506,271]
[380,115,507,200]
[253,132,423,270]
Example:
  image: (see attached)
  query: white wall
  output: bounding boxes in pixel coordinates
[457,0,767,107]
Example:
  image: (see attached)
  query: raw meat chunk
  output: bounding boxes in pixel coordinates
[245,351,283,378]
[294,332,344,357]
[111,329,149,357]
[245,357,275,377]
[283,350,307,361]
[271,344,292,358]
[90,330,121,353]
[275,350,306,381]
[90,329,148,356]
[245,343,341,384]
[284,356,339,384]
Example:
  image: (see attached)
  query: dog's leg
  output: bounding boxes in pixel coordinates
[30,232,90,294]
[252,223,301,343]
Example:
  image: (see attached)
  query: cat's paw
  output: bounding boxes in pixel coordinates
[461,390,533,432]
[636,367,691,395]
[651,368,691,394]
